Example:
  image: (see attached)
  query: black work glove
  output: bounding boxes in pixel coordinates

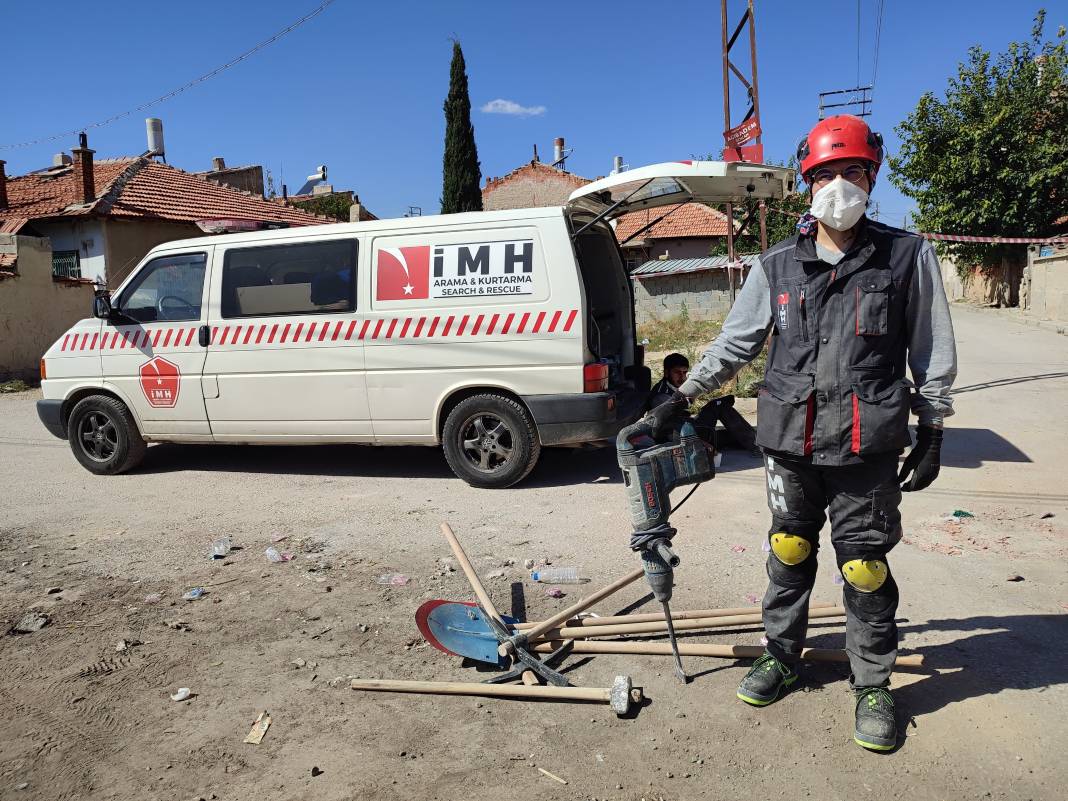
[645,390,690,439]
[899,425,943,492]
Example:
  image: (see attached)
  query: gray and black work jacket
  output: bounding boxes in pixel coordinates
[679,218,957,467]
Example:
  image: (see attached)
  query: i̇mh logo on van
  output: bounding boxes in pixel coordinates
[139,356,181,408]
[376,240,536,301]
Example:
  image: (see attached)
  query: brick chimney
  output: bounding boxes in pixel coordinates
[0,160,7,210]
[71,132,96,204]
[212,156,226,171]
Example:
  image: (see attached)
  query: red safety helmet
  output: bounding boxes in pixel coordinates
[796,115,884,180]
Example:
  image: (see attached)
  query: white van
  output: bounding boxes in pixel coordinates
[36,162,794,487]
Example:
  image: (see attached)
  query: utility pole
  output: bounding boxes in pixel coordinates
[720,0,768,268]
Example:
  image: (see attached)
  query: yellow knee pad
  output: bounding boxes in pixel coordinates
[770,533,812,566]
[841,559,888,592]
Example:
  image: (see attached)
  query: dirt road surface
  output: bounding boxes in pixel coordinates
[1,304,1065,801]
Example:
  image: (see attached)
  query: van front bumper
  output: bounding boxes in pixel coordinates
[37,399,66,439]
[524,390,645,446]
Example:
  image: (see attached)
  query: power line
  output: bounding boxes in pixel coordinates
[0,0,338,151]
[872,0,886,90]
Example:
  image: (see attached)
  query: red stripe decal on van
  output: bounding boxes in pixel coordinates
[109,332,120,349]
[501,313,514,334]
[359,320,370,340]
[219,327,230,346]
[227,326,239,345]
[532,311,546,333]
[293,323,304,342]
[210,327,218,344]
[372,319,384,339]
[149,330,160,348]
[61,334,70,351]
[456,315,469,336]
[243,326,254,345]
[267,324,279,343]
[345,320,357,340]
[319,322,330,342]
[332,321,344,341]
[185,327,196,346]
[399,317,412,338]
[141,331,152,348]
[306,322,317,342]
[563,309,578,332]
[427,316,440,337]
[88,333,99,350]
[384,318,397,339]
[517,312,530,333]
[122,331,132,349]
[280,323,292,343]
[487,314,500,334]
[413,317,426,338]
[471,314,484,335]
[548,310,562,332]
[442,316,454,337]
[255,325,266,344]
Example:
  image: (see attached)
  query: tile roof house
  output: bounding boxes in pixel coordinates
[0,143,332,286]
[482,159,592,211]
[613,203,735,268]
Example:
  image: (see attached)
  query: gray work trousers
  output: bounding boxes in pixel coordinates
[761,452,902,688]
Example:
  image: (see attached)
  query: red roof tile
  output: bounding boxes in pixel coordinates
[614,203,731,243]
[483,160,592,193]
[0,157,331,231]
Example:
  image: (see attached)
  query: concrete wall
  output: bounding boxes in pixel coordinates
[941,252,1023,307]
[33,218,108,284]
[632,268,745,325]
[1024,247,1068,323]
[0,234,94,381]
[482,166,586,210]
[104,218,202,286]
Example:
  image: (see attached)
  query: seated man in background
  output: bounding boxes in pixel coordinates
[648,353,690,409]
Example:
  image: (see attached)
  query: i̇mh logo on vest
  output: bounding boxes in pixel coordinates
[376,240,536,301]
[777,292,790,329]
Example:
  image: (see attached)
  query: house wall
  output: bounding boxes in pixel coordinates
[103,218,202,287]
[482,173,580,210]
[0,234,95,381]
[632,269,745,325]
[646,239,715,260]
[1025,248,1068,323]
[32,218,108,283]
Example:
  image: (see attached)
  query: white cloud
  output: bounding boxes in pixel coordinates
[480,98,547,117]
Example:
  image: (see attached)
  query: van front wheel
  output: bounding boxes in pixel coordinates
[67,395,147,475]
[442,394,541,488]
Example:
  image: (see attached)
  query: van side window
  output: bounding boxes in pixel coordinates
[117,252,207,323]
[222,239,357,318]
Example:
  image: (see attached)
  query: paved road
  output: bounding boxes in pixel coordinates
[0,304,1064,800]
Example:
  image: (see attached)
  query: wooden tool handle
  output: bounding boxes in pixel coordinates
[514,601,838,630]
[520,566,646,644]
[350,678,609,703]
[440,522,506,626]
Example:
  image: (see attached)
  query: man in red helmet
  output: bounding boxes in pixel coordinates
[647,115,957,750]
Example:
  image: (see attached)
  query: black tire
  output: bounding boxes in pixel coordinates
[441,394,541,488]
[66,395,147,475]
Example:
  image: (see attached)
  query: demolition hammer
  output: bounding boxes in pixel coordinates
[617,415,715,683]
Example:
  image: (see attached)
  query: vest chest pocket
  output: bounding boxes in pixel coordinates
[755,370,815,456]
[855,270,892,336]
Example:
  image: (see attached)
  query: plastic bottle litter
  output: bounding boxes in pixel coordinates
[530,567,582,584]
[264,547,294,563]
[182,588,205,601]
[211,537,232,559]
[376,573,410,586]
[170,688,191,702]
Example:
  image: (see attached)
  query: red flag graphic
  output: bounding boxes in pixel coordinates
[376,246,430,301]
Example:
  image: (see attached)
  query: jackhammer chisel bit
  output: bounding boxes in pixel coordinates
[642,540,688,684]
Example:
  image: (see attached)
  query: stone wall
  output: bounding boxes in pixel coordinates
[632,268,743,325]
[1024,247,1068,323]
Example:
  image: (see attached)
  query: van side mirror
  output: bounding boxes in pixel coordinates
[92,292,113,319]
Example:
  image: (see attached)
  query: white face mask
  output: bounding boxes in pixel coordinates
[809,176,869,231]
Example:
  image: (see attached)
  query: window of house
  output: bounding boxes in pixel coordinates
[117,253,207,322]
[221,239,357,318]
[52,250,81,279]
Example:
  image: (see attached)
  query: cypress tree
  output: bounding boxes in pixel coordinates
[441,40,483,214]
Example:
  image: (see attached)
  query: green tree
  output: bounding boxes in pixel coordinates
[707,158,810,256]
[292,193,353,222]
[889,10,1067,270]
[441,40,483,214]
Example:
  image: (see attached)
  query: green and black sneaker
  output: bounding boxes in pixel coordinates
[736,652,798,706]
[853,687,897,751]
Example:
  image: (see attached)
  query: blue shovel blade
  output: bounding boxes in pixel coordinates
[416,600,518,667]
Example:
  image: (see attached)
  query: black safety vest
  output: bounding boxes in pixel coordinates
[756,219,921,466]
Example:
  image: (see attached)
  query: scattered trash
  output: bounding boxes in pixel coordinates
[761,539,771,553]
[14,782,28,791]
[530,567,581,584]
[182,588,205,601]
[376,574,410,586]
[486,570,506,579]
[944,509,975,520]
[116,638,142,653]
[1040,512,1055,520]
[211,537,232,559]
[833,573,845,586]
[537,767,568,785]
[243,711,271,744]
[523,558,535,570]
[593,476,611,483]
[170,688,192,702]
[744,593,759,605]
[10,612,49,634]
[1006,574,1025,582]
[546,587,566,598]
[730,545,747,554]
[311,766,324,777]
[46,587,62,595]
[264,547,295,563]
[143,592,163,604]
[271,533,290,543]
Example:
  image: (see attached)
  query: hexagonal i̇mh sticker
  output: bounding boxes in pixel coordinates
[139,356,181,408]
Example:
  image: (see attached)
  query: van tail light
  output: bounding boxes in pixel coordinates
[39,359,47,381]
[583,362,609,393]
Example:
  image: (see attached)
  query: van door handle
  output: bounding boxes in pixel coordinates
[198,325,210,347]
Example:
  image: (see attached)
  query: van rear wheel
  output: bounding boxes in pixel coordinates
[67,395,147,475]
[442,394,541,488]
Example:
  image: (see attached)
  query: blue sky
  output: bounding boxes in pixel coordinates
[2,1,1061,230]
